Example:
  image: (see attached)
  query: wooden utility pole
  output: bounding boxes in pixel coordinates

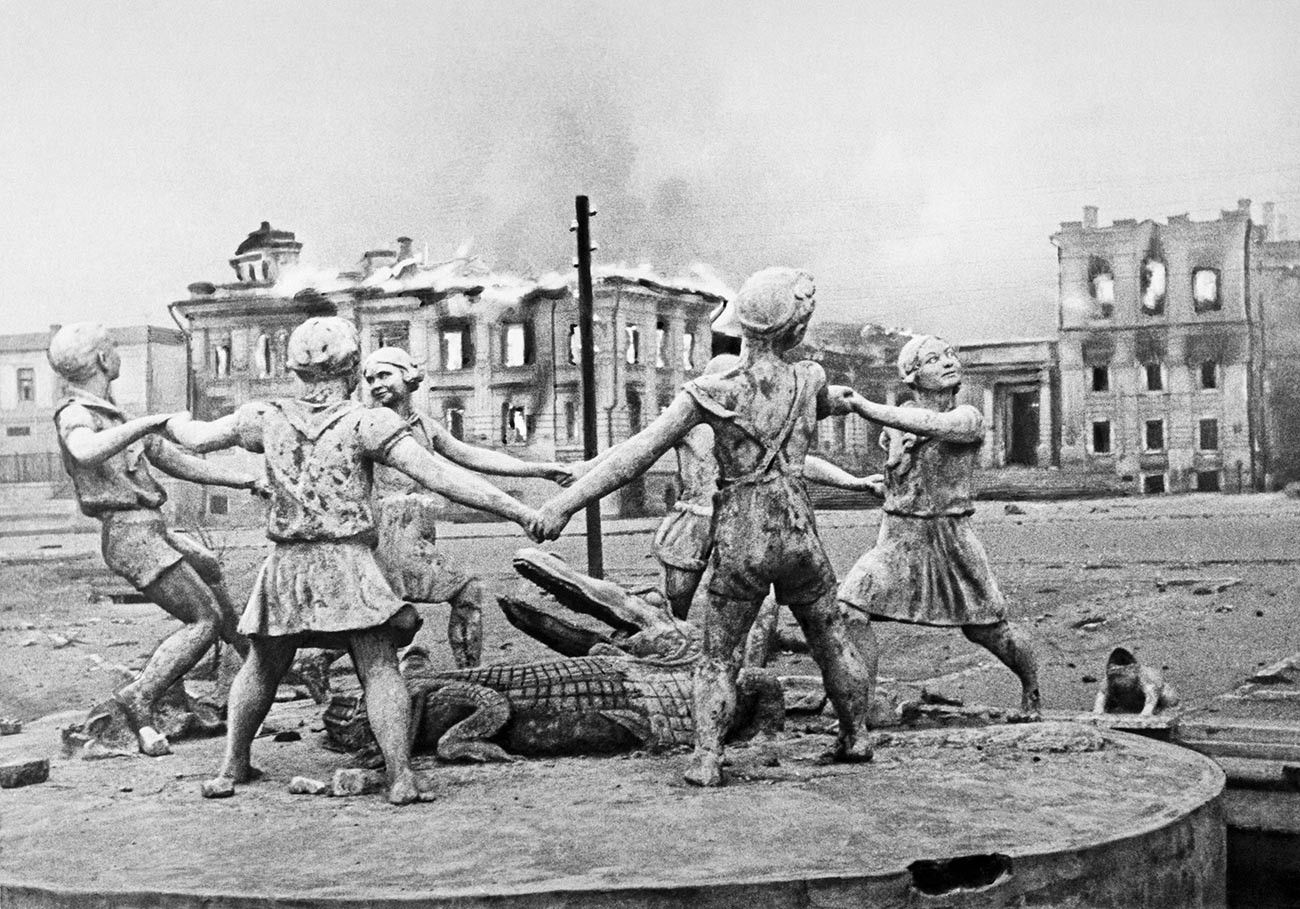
[573,195,604,577]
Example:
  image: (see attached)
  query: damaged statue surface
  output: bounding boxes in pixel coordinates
[833,335,1042,717]
[48,322,260,757]
[168,317,541,805]
[327,548,784,762]
[362,347,573,669]
[533,268,874,786]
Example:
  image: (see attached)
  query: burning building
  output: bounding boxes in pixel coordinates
[169,222,724,520]
[1052,200,1300,494]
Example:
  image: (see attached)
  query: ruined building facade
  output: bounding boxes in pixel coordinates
[1052,200,1300,494]
[170,223,721,518]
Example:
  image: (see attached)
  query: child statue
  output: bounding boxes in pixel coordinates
[833,335,1041,716]
[533,268,874,786]
[362,346,573,668]
[48,322,261,756]
[655,355,884,620]
[168,317,541,804]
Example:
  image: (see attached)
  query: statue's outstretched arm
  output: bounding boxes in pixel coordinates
[429,422,573,486]
[803,456,884,496]
[833,388,983,442]
[382,436,537,531]
[61,411,176,466]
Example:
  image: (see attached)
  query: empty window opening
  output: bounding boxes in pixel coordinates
[1092,420,1112,454]
[1199,418,1219,451]
[16,367,35,402]
[682,332,695,370]
[833,416,847,450]
[1088,257,1114,317]
[503,323,528,367]
[6,426,31,437]
[374,322,409,352]
[1199,361,1219,390]
[503,405,530,445]
[626,388,642,434]
[1140,259,1166,315]
[564,401,576,442]
[625,326,641,365]
[568,325,581,365]
[1144,419,1165,452]
[1143,473,1167,495]
[261,261,271,282]
[445,407,465,441]
[255,334,272,378]
[441,326,471,371]
[1193,268,1221,312]
[1197,470,1221,492]
[213,343,231,378]
[1090,366,1109,392]
[656,322,667,368]
[1144,362,1164,392]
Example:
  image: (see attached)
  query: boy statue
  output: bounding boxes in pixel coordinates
[834,335,1041,716]
[168,318,540,804]
[533,268,874,786]
[362,347,572,668]
[48,322,260,756]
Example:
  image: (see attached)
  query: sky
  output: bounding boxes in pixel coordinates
[3,1,1300,343]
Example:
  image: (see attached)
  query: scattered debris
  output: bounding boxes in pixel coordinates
[1214,604,1235,613]
[47,633,73,649]
[288,776,329,796]
[331,768,385,797]
[1072,616,1107,631]
[0,757,49,788]
[1192,578,1241,596]
[1004,503,1026,515]
[0,719,21,735]
[1081,675,1098,684]
[273,730,302,743]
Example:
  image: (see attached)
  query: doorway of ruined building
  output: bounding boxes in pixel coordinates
[1004,389,1040,466]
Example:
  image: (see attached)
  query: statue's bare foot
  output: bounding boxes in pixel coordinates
[387,769,422,806]
[683,750,724,787]
[821,734,873,765]
[1015,689,1043,722]
[113,691,171,756]
[232,765,264,784]
[201,776,236,799]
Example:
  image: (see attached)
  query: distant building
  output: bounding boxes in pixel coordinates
[170,223,724,519]
[0,326,185,484]
[1052,200,1300,494]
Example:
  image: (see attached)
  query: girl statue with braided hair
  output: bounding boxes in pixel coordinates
[833,335,1041,717]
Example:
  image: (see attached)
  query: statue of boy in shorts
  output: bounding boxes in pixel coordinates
[48,322,261,756]
[533,268,874,786]
[362,347,573,668]
[169,318,541,804]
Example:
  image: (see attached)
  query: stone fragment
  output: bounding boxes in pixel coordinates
[0,719,21,735]
[0,758,49,788]
[138,728,172,757]
[288,776,329,795]
[332,768,385,797]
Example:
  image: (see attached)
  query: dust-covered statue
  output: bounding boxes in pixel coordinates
[361,347,573,668]
[533,268,874,786]
[168,317,541,805]
[48,322,261,757]
[833,335,1042,717]
[1093,647,1178,716]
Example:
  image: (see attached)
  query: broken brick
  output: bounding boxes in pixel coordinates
[0,758,49,789]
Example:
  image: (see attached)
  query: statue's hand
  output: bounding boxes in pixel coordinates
[859,473,886,497]
[545,463,576,488]
[530,504,570,542]
[163,411,193,440]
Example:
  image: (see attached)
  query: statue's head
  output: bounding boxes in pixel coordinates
[287,317,361,390]
[48,322,118,384]
[897,334,962,391]
[735,268,816,351]
[362,346,422,407]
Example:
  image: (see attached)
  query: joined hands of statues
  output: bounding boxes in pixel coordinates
[544,464,576,488]
[528,504,571,542]
[163,411,193,440]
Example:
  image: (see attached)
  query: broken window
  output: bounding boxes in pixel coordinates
[1091,420,1112,454]
[503,404,530,445]
[255,334,272,379]
[261,261,271,282]
[1196,470,1221,492]
[1143,419,1165,452]
[1143,473,1167,494]
[1140,259,1166,315]
[1193,268,1221,312]
[1090,366,1109,393]
[833,416,847,451]
[1199,418,1219,451]
[625,326,640,365]
[1088,257,1114,318]
[564,400,576,442]
[213,341,231,378]
[682,332,695,369]
[626,388,642,433]
[16,367,34,403]
[1199,361,1219,390]
[1144,362,1164,392]
[503,323,529,367]
[440,324,472,371]
[445,406,465,441]
[655,322,667,368]
[374,322,409,352]
[275,330,290,376]
[569,325,581,365]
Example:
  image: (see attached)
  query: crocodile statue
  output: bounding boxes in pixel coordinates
[324,548,784,761]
